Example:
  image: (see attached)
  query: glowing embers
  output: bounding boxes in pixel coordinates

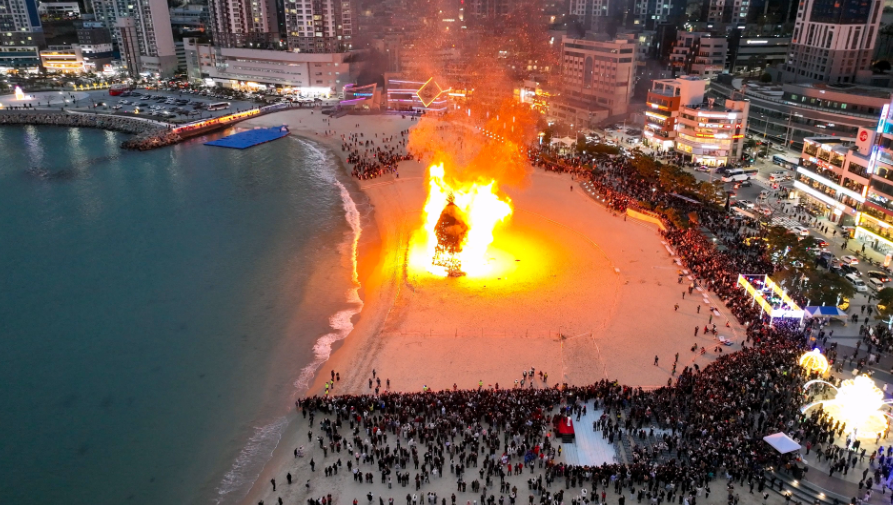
[799,349,830,375]
[803,374,893,439]
[421,163,512,277]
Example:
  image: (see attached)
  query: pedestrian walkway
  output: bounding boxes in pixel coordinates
[560,407,618,467]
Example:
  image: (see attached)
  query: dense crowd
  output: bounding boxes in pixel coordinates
[343,129,416,180]
[258,145,892,505]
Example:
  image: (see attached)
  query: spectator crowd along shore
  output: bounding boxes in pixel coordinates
[252,141,893,505]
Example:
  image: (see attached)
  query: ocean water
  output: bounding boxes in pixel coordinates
[0,125,365,505]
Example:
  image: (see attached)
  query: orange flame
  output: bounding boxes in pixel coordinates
[420,163,512,277]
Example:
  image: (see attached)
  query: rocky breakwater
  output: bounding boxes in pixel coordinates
[0,110,180,150]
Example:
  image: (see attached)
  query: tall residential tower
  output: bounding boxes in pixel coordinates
[782,0,883,83]
[91,0,177,75]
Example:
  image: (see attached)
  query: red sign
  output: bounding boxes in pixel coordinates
[859,130,869,142]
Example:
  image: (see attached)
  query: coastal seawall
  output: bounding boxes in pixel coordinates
[0,110,185,150]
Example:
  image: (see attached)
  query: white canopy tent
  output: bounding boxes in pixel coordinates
[763,432,801,454]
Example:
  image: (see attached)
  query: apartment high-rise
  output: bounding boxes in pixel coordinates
[92,0,177,75]
[208,0,280,47]
[0,0,45,47]
[284,0,354,53]
[782,0,883,84]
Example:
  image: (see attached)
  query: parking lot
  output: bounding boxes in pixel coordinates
[66,89,262,123]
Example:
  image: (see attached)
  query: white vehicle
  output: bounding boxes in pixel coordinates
[769,171,791,182]
[721,169,750,182]
[207,102,231,111]
[846,273,868,292]
[790,226,810,236]
[738,200,756,208]
[840,255,860,265]
[869,277,886,289]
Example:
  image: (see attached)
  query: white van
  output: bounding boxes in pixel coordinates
[721,169,749,182]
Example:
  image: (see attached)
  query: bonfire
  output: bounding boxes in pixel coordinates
[422,163,512,277]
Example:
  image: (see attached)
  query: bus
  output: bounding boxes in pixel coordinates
[207,102,231,111]
[772,154,799,169]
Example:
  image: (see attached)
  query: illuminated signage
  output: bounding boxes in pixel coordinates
[877,103,890,133]
[746,40,768,44]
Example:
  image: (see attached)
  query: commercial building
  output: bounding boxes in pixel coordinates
[283,0,354,53]
[38,1,80,17]
[207,0,279,48]
[709,77,891,152]
[781,0,884,84]
[794,136,863,224]
[0,0,45,47]
[183,38,351,94]
[668,31,727,78]
[40,43,114,72]
[0,45,40,71]
[91,0,178,76]
[385,77,450,114]
[853,102,893,256]
[643,76,705,153]
[727,36,790,73]
[558,34,637,121]
[645,76,749,166]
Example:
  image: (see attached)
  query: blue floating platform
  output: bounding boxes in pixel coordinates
[205,125,289,149]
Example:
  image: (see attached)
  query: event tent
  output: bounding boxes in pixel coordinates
[804,306,847,318]
[763,432,801,454]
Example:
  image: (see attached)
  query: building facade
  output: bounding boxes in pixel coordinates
[709,78,891,152]
[794,136,863,224]
[183,38,351,93]
[38,1,81,17]
[283,0,354,53]
[668,31,727,78]
[643,76,706,153]
[0,0,44,47]
[559,34,637,118]
[781,0,884,84]
[207,0,279,47]
[91,0,177,75]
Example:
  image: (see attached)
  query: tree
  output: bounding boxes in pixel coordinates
[877,287,893,320]
[760,73,773,83]
[800,270,856,307]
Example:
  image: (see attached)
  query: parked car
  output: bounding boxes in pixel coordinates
[869,277,886,289]
[868,271,891,283]
[841,264,860,276]
[840,255,860,265]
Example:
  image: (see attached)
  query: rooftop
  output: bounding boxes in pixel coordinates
[794,82,892,100]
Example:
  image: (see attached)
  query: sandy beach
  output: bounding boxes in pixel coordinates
[233,109,749,505]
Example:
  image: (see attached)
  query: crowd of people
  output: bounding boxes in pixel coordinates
[343,129,416,180]
[257,142,889,505]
